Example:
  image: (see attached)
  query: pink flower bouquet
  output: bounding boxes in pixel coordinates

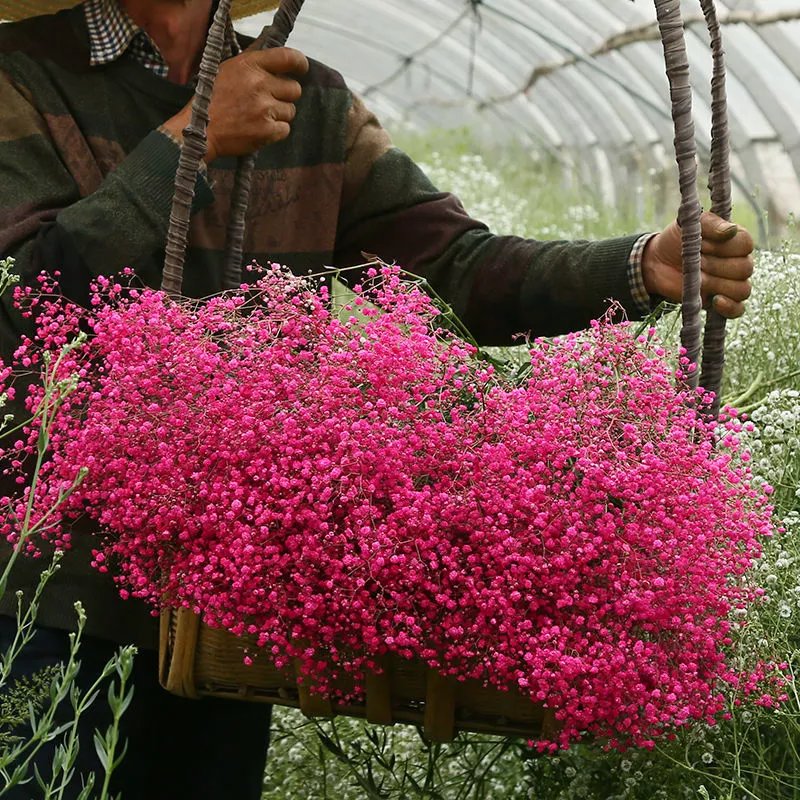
[2,265,781,749]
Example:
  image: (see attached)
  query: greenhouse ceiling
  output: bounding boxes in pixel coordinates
[239,0,800,237]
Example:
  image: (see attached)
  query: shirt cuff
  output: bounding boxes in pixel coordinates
[627,232,657,314]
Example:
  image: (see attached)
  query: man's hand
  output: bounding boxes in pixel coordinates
[162,48,310,162]
[641,211,754,318]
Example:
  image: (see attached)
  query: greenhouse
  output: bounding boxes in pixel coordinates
[240,0,800,240]
[0,1,799,799]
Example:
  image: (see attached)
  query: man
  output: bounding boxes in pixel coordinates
[0,1,753,798]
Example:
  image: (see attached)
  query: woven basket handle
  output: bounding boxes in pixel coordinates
[698,0,731,418]
[222,0,306,289]
[654,0,731,417]
[161,0,306,297]
[162,0,234,297]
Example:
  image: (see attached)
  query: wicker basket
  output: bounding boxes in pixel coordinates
[159,607,557,742]
[157,0,733,744]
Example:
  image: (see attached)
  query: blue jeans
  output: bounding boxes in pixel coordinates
[0,617,272,799]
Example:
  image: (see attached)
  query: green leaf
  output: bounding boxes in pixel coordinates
[94,731,109,771]
[315,731,345,760]
[405,772,424,795]
[76,772,95,800]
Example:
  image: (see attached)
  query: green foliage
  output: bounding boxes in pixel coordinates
[0,666,60,748]
[0,599,136,800]
[263,711,529,800]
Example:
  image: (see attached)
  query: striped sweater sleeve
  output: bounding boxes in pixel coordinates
[335,94,645,345]
[0,69,212,317]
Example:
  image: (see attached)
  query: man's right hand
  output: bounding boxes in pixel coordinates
[161,47,310,162]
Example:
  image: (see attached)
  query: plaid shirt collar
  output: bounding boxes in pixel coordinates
[83,0,239,80]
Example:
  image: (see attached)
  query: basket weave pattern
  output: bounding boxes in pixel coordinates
[160,608,557,742]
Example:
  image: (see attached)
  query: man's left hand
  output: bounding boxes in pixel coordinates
[641,211,754,318]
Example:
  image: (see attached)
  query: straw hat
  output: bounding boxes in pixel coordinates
[4,1,279,23]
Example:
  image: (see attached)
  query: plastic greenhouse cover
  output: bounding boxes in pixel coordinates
[239,0,800,234]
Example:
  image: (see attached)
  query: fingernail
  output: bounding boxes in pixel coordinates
[716,222,738,236]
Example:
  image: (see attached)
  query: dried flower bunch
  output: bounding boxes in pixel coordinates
[1,265,783,749]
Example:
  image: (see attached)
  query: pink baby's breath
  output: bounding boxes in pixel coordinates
[1,264,780,748]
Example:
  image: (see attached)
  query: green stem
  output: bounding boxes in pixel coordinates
[723,372,764,409]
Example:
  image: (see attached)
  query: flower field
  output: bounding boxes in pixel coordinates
[262,138,800,799]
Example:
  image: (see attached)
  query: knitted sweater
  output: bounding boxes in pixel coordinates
[0,7,644,648]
